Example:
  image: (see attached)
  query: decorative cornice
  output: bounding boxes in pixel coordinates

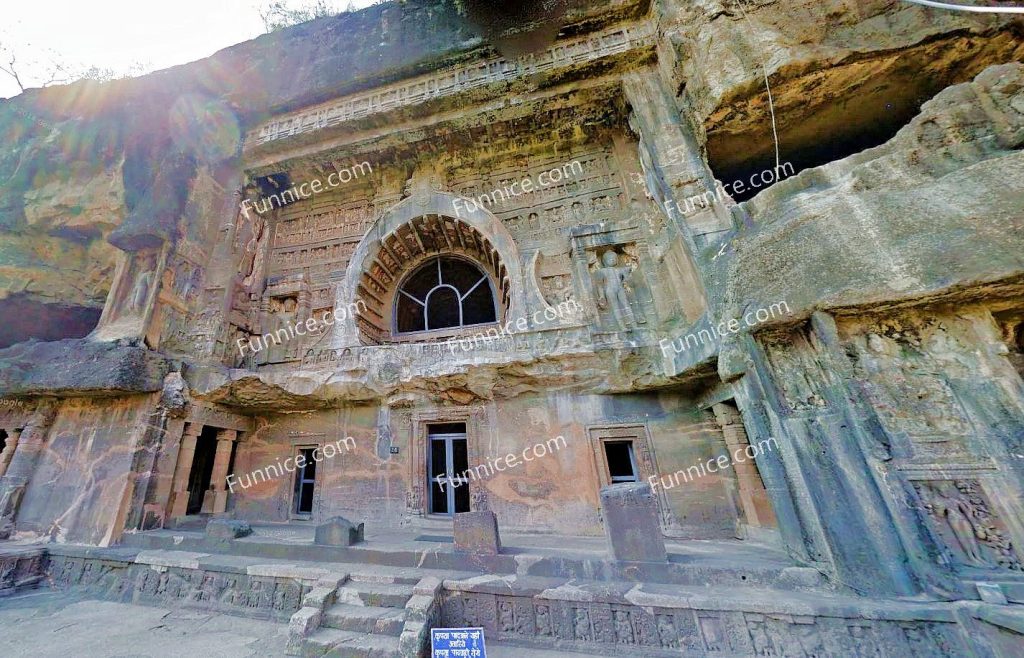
[244,21,656,150]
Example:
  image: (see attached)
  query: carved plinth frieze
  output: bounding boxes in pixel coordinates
[440,590,968,656]
[45,555,310,621]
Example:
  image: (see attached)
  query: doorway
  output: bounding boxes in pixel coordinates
[292,446,317,517]
[428,423,470,516]
[186,427,218,515]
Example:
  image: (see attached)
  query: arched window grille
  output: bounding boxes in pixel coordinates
[395,257,497,333]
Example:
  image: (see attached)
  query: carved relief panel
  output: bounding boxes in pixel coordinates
[152,248,206,354]
[586,245,648,332]
[844,320,980,461]
[911,478,1023,572]
[450,147,627,251]
[442,590,968,656]
[269,198,379,284]
[94,246,167,341]
[568,219,657,338]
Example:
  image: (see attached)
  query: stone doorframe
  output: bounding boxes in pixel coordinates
[407,406,487,518]
[286,432,331,520]
[161,402,254,523]
[586,422,679,535]
[710,401,778,533]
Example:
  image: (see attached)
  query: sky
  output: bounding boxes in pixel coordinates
[0,0,381,99]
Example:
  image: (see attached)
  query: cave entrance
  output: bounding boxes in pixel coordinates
[428,423,470,517]
[185,427,219,515]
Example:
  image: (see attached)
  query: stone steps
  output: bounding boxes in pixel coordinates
[321,603,407,636]
[347,572,420,586]
[335,581,414,608]
[301,627,401,658]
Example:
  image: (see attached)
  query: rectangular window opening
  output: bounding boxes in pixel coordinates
[604,440,638,483]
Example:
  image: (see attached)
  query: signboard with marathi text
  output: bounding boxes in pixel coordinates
[431,627,486,658]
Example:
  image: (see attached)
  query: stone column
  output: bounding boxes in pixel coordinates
[712,403,776,529]
[622,71,733,249]
[144,418,186,529]
[168,423,202,519]
[202,429,236,515]
[0,405,57,538]
[0,428,22,477]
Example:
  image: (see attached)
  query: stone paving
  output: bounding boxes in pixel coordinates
[0,590,289,657]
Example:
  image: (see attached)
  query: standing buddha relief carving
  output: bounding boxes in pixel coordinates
[102,249,161,334]
[264,297,299,363]
[590,247,643,332]
[913,479,1022,571]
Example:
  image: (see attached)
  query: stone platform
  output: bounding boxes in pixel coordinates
[121,521,800,589]
[1,523,1020,656]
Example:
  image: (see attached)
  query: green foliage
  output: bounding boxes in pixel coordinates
[258,0,351,32]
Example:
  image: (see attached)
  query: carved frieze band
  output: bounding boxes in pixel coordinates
[442,591,967,657]
[246,22,655,147]
[47,555,309,620]
[0,550,44,595]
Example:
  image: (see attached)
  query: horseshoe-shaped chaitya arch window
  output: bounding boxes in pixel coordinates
[349,211,513,344]
[395,256,498,334]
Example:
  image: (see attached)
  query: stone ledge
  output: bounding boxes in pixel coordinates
[0,338,169,398]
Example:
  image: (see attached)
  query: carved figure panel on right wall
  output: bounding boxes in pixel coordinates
[913,479,1023,572]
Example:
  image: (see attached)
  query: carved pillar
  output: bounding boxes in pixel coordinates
[146,418,186,529]
[739,313,940,597]
[0,428,22,477]
[622,71,731,250]
[711,403,776,529]
[202,429,236,515]
[0,405,57,538]
[168,422,202,519]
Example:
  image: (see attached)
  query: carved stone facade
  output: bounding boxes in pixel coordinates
[1,0,1023,655]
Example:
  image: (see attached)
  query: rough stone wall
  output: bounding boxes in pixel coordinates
[665,0,1024,179]
[13,395,160,545]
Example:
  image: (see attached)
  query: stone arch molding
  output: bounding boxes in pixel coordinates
[332,191,527,347]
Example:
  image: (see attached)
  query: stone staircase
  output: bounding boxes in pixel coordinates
[289,571,442,658]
